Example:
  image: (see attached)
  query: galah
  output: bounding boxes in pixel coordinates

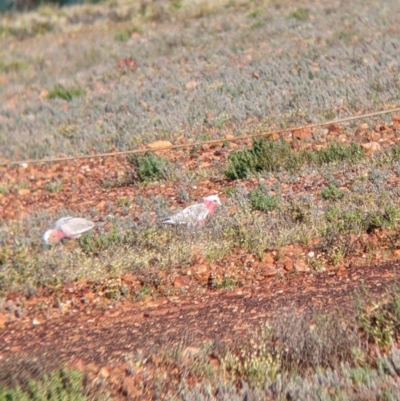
[161,195,221,227]
[42,216,96,244]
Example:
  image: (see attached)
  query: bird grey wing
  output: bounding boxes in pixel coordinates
[60,218,95,236]
[54,216,75,229]
[165,203,208,225]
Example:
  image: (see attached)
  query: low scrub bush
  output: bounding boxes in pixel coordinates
[129,152,172,182]
[320,184,344,201]
[48,85,86,101]
[224,138,365,180]
[249,188,280,212]
[0,368,87,401]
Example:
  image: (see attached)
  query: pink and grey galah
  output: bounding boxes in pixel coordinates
[161,195,221,227]
[42,216,96,244]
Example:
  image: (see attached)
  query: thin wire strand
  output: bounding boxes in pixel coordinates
[2,107,399,167]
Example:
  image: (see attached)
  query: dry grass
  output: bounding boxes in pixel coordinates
[3,289,400,399]
[1,0,400,160]
[2,1,400,399]
[3,141,400,294]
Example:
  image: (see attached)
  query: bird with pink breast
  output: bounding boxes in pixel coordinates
[42,195,222,244]
[161,195,221,228]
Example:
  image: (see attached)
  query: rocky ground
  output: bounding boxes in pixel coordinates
[2,0,400,398]
[2,117,400,398]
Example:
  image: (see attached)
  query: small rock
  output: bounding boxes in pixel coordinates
[284,259,294,271]
[18,188,30,196]
[185,81,198,89]
[192,264,208,275]
[328,124,342,133]
[393,116,400,128]
[147,140,173,154]
[122,377,141,397]
[361,141,381,156]
[173,275,191,288]
[209,355,221,370]
[262,252,275,264]
[292,128,312,140]
[261,267,278,277]
[214,147,222,156]
[294,260,309,272]
[182,347,200,363]
[366,131,381,141]
[393,249,400,258]
[0,313,7,329]
[99,367,110,378]
[32,318,41,326]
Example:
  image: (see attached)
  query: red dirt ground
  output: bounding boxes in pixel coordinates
[2,120,400,398]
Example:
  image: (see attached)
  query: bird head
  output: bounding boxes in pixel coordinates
[203,195,221,205]
[42,229,63,244]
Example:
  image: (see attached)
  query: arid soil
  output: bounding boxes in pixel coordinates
[2,259,398,364]
[0,257,398,398]
[2,120,400,398]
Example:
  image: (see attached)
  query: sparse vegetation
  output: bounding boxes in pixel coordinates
[0,60,29,74]
[129,152,172,182]
[2,0,400,399]
[249,187,280,212]
[289,7,310,21]
[47,85,86,101]
[1,0,400,160]
[45,180,64,193]
[0,368,88,401]
[225,138,365,180]
[3,291,400,399]
[320,184,344,201]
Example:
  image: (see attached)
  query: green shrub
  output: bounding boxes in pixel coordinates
[129,152,171,182]
[320,184,344,201]
[224,138,300,180]
[224,139,364,180]
[0,368,86,401]
[48,85,86,101]
[289,7,310,21]
[325,205,400,235]
[249,188,280,212]
[356,290,400,346]
[114,31,130,42]
[364,206,400,233]
[390,144,400,162]
[0,60,29,74]
[79,229,132,255]
[312,142,364,165]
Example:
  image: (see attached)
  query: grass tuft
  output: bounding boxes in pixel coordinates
[224,138,299,179]
[128,152,172,183]
[224,139,365,180]
[48,84,86,102]
[0,60,29,74]
[249,187,280,212]
[320,184,344,201]
[289,7,310,21]
[356,287,400,346]
[0,368,87,401]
